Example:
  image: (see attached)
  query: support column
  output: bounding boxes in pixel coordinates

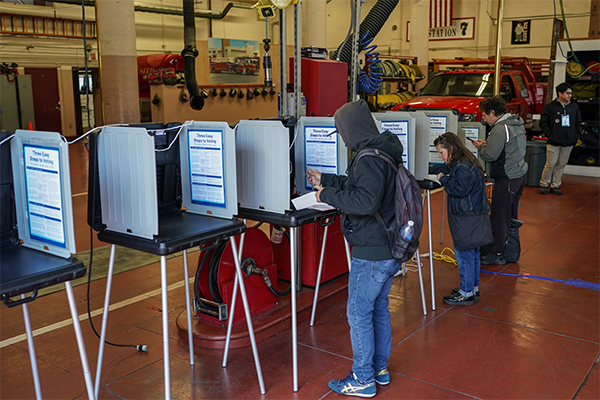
[95,0,140,124]
[409,0,430,90]
[303,0,327,48]
[493,0,505,96]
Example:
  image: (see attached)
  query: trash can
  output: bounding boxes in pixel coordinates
[525,140,547,186]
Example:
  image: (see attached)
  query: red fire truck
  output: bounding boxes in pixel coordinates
[392,57,549,130]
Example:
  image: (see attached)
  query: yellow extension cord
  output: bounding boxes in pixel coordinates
[404,247,457,273]
[432,247,458,266]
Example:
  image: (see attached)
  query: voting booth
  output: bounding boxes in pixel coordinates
[231,117,349,287]
[235,119,291,214]
[293,116,349,196]
[458,121,486,163]
[89,123,265,398]
[11,130,76,256]
[179,121,239,218]
[1,130,95,399]
[419,109,459,168]
[372,111,430,180]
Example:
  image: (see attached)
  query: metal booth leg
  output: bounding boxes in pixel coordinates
[289,226,299,392]
[182,249,195,366]
[415,250,428,316]
[65,280,96,400]
[228,237,266,394]
[223,226,246,367]
[159,255,171,399]
[441,190,446,243]
[94,244,117,398]
[310,220,329,326]
[426,190,436,310]
[344,237,352,272]
[21,294,42,400]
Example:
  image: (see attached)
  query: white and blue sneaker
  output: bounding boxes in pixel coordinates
[328,372,376,398]
[374,368,390,385]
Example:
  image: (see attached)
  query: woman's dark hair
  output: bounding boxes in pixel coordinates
[433,132,484,172]
[479,96,507,116]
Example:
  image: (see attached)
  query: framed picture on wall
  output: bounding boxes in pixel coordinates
[208,38,261,84]
[511,20,531,45]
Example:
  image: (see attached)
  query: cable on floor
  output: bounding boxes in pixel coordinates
[432,247,458,266]
[481,270,600,291]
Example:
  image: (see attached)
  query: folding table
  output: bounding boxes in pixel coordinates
[1,246,95,399]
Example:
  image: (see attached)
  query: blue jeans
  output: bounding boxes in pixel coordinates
[453,246,480,297]
[347,257,403,384]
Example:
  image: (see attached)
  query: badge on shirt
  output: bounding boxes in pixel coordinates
[561,114,570,127]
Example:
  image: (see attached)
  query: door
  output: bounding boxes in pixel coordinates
[24,68,62,132]
[500,75,521,119]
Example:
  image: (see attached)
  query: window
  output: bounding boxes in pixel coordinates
[500,75,517,101]
[513,74,530,98]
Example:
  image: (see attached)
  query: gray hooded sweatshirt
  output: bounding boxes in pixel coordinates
[478,113,528,180]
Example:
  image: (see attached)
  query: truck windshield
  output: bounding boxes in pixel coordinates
[420,73,494,97]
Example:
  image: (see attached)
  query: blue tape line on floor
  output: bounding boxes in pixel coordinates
[480,270,600,291]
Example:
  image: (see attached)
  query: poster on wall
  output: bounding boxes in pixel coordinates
[511,20,531,45]
[208,38,261,84]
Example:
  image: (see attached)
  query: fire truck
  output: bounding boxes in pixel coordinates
[392,57,549,130]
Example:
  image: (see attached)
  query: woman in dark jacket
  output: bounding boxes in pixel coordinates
[435,132,492,305]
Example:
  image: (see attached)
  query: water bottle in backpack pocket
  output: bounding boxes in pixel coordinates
[354,148,423,263]
[389,220,415,260]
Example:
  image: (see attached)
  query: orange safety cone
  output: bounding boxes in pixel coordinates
[28,122,33,130]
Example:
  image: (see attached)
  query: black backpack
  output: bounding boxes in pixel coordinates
[354,149,423,262]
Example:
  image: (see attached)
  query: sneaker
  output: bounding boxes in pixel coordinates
[538,186,548,194]
[452,287,480,301]
[550,187,563,195]
[480,252,506,265]
[328,372,376,398]
[374,369,390,385]
[443,292,475,305]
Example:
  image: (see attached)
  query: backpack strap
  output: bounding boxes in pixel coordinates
[354,148,399,174]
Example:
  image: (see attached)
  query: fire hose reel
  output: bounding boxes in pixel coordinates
[194,228,286,326]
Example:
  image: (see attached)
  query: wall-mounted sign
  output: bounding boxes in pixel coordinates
[407,17,475,42]
[511,20,531,45]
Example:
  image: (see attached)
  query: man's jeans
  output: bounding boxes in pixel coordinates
[453,246,480,297]
[347,257,402,384]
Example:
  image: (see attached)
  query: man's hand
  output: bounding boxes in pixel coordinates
[472,139,486,149]
[306,168,321,186]
[314,185,324,202]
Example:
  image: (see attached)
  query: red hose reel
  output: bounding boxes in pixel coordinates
[194,228,278,326]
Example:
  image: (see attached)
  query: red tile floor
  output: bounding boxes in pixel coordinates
[1,140,599,399]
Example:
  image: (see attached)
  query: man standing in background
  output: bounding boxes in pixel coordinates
[538,82,582,195]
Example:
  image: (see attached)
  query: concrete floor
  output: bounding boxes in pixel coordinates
[1,139,599,399]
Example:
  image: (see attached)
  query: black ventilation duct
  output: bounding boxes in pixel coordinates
[331,0,399,67]
[182,0,204,110]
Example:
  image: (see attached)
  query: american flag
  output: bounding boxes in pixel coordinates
[430,0,453,28]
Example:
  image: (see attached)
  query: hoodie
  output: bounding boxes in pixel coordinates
[478,113,529,180]
[319,100,404,260]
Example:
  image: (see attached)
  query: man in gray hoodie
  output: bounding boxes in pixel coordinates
[307,100,404,397]
[474,96,528,265]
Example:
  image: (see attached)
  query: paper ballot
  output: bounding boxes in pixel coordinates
[425,174,442,185]
[292,191,336,212]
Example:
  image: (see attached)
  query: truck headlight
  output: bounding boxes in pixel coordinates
[458,113,477,122]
